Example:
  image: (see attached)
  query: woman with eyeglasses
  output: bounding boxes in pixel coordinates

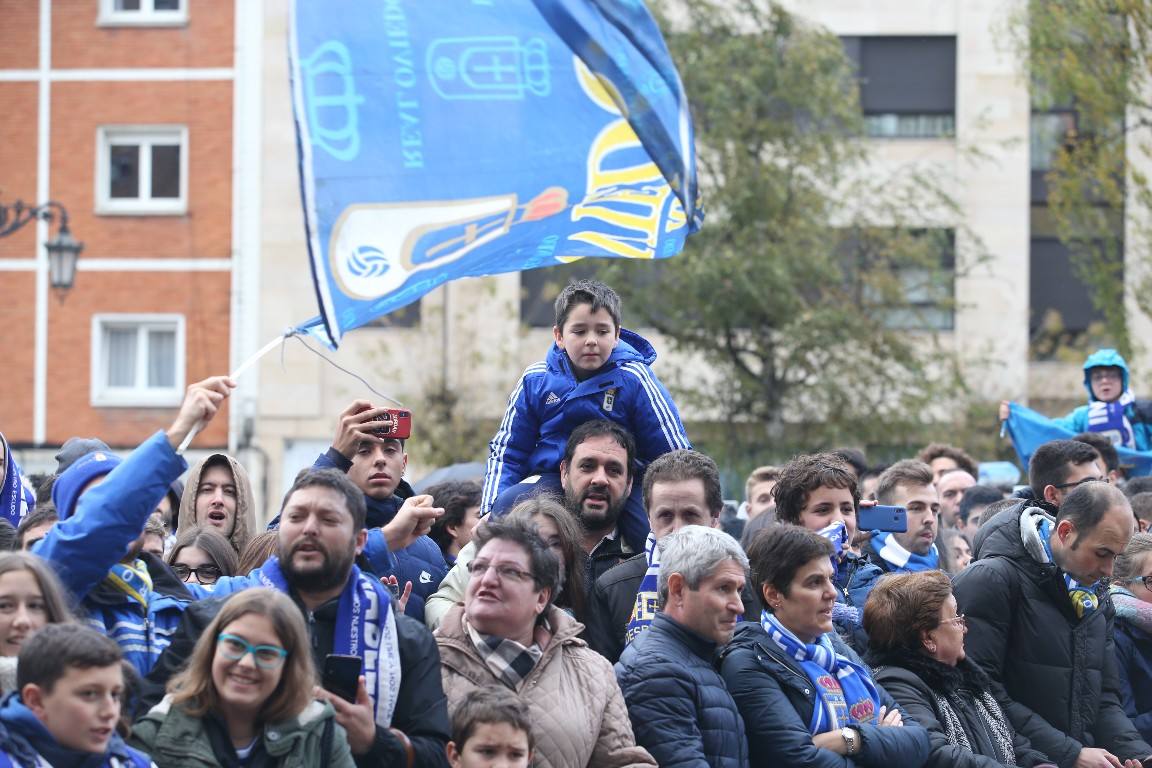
[165,526,239,590]
[130,588,354,767]
[436,517,656,768]
[1110,532,1152,743]
[721,525,929,767]
[864,571,1056,768]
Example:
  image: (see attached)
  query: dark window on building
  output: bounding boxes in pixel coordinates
[520,260,667,328]
[842,36,957,138]
[1029,237,1108,336]
[849,228,956,331]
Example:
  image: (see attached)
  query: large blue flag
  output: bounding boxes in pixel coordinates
[289,0,701,347]
[1005,402,1152,477]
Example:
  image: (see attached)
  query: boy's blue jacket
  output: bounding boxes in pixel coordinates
[0,693,151,768]
[1054,348,1152,450]
[481,327,691,512]
[34,431,192,677]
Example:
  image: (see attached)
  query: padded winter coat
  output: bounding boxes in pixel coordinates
[718,621,931,768]
[130,696,355,768]
[436,603,656,768]
[1113,605,1152,744]
[953,507,1152,768]
[616,612,748,768]
[870,650,1053,768]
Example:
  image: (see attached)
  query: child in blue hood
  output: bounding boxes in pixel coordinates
[1054,349,1152,451]
[480,279,691,551]
[1000,348,1152,452]
[0,623,152,768]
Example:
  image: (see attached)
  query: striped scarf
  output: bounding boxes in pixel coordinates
[872,531,940,573]
[257,557,401,726]
[761,610,882,734]
[932,687,1017,765]
[1025,511,1101,619]
[624,531,661,646]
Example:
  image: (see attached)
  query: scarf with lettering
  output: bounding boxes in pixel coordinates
[1087,390,1136,449]
[0,435,34,527]
[871,530,940,572]
[1019,508,1101,619]
[761,610,881,734]
[625,532,661,646]
[257,557,401,726]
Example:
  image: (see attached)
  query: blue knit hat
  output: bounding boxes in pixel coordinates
[51,450,122,520]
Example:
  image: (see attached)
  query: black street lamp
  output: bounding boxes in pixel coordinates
[0,199,84,291]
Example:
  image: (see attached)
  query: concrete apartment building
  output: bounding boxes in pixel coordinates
[250,0,1152,512]
[0,0,262,477]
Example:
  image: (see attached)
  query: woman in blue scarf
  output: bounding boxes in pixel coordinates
[720,525,930,768]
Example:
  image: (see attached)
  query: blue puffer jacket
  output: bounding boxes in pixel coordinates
[616,613,748,768]
[1054,348,1152,450]
[34,431,193,676]
[310,449,447,623]
[0,693,152,768]
[481,328,691,513]
[719,622,931,768]
[1111,590,1152,745]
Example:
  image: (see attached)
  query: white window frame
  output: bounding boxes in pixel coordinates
[96,126,189,215]
[91,314,186,407]
[97,0,188,27]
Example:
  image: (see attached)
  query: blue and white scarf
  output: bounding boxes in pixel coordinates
[257,557,401,726]
[872,531,940,572]
[818,521,861,625]
[1022,510,1101,619]
[761,610,882,734]
[624,531,661,645]
[1087,389,1136,449]
[0,436,33,527]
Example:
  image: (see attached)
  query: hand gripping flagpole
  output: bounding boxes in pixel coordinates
[175,334,289,455]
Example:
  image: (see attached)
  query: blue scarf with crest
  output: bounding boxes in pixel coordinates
[871,531,940,572]
[761,610,882,734]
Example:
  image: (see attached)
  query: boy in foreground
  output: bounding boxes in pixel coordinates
[0,623,153,767]
[446,687,533,768]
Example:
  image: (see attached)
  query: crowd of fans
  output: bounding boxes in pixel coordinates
[0,279,1150,767]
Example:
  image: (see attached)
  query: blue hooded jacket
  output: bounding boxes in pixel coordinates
[35,433,193,676]
[1054,348,1152,450]
[0,693,151,768]
[480,327,691,513]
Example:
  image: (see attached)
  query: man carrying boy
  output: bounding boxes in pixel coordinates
[481,279,690,551]
[0,623,152,767]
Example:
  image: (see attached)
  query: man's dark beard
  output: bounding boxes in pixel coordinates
[565,485,625,535]
[278,539,356,594]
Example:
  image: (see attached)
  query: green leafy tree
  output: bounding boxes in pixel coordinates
[592,0,977,463]
[1014,0,1152,357]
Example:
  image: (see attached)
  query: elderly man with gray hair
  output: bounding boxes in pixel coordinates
[615,525,750,768]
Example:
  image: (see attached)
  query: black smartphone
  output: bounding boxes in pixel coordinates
[857,504,908,533]
[322,654,362,703]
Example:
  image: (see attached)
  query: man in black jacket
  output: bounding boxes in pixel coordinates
[954,478,1151,768]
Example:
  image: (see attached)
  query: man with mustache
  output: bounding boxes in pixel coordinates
[422,419,638,629]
